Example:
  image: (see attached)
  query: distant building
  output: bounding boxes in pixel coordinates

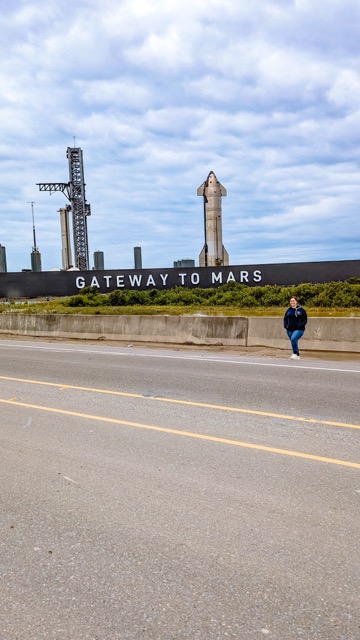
[94,250,105,270]
[134,246,142,269]
[31,250,42,272]
[173,259,195,268]
[0,244,7,272]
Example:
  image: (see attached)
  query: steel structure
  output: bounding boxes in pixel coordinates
[37,147,91,270]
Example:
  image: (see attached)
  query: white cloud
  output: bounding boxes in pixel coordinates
[0,0,360,273]
[327,70,360,109]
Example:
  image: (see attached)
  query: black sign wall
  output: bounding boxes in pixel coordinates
[0,259,359,299]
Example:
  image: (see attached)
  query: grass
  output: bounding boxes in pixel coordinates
[0,300,359,317]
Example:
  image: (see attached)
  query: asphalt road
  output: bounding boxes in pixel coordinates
[0,339,359,640]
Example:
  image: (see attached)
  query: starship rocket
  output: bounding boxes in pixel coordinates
[197,171,229,267]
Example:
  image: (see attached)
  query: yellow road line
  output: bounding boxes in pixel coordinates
[0,374,359,431]
[0,397,359,470]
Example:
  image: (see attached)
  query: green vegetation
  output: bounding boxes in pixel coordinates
[0,279,359,316]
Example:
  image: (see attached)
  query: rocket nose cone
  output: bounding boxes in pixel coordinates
[205,171,227,197]
[207,171,220,194]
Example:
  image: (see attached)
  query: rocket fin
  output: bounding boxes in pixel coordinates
[199,246,206,267]
[219,184,227,197]
[222,246,229,266]
[197,182,206,196]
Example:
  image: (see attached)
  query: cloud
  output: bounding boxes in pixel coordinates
[0,0,359,274]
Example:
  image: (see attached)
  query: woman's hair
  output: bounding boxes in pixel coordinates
[290,296,298,303]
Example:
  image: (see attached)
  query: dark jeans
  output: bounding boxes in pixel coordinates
[287,329,304,354]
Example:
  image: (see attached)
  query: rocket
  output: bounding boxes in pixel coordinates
[197,171,229,267]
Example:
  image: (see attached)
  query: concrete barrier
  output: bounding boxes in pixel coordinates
[247,317,360,353]
[0,314,248,347]
[0,313,359,352]
[0,314,62,338]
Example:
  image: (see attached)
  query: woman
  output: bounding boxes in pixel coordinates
[283,296,308,359]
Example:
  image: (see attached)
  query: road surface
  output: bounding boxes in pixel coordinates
[0,339,359,639]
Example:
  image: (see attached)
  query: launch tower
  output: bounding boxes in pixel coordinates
[37,146,91,270]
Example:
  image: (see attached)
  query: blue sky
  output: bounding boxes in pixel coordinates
[1,0,360,272]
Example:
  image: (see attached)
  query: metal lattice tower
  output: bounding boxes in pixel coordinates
[37,146,91,270]
[67,147,90,270]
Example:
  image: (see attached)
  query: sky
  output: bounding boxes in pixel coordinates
[1,0,360,273]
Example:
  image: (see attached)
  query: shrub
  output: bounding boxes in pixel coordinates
[65,280,360,309]
[67,295,87,307]
[66,286,105,307]
[108,289,127,306]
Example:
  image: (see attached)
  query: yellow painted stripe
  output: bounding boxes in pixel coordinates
[0,398,359,470]
[0,374,359,431]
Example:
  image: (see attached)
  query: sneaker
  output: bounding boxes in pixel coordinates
[290,354,300,360]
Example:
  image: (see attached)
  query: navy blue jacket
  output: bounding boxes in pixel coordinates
[283,306,308,332]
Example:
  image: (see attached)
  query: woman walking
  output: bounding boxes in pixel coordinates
[283,296,308,359]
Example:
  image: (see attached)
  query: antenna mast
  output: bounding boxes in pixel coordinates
[27,201,42,272]
[28,201,38,251]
